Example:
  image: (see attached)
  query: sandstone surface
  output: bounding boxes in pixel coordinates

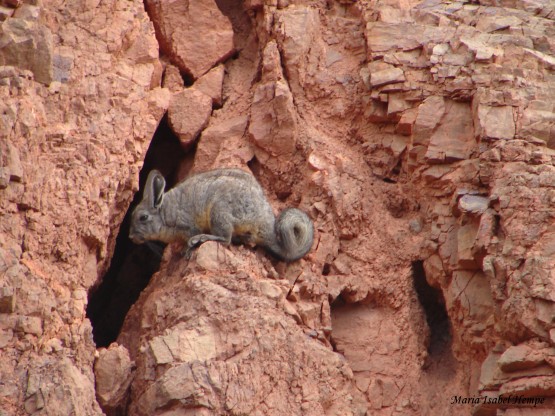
[1,0,555,415]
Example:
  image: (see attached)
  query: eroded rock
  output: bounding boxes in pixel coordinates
[0,17,53,84]
[145,0,234,80]
[167,88,213,148]
[94,343,134,409]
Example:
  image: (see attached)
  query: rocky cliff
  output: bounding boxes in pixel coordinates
[1,0,554,415]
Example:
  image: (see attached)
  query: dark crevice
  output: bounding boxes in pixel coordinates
[390,157,403,177]
[328,293,347,353]
[247,154,261,176]
[180,71,194,87]
[411,261,452,359]
[330,292,347,308]
[87,115,187,348]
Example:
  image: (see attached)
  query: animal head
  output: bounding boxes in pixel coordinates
[129,170,166,244]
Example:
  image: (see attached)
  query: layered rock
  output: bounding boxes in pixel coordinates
[118,242,355,415]
[0,0,167,414]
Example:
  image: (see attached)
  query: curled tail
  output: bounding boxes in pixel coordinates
[266,208,314,262]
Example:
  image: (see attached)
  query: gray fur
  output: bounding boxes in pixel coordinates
[129,168,314,262]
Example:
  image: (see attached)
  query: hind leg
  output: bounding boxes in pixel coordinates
[184,212,234,259]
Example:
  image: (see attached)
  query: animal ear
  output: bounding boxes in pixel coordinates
[144,170,166,209]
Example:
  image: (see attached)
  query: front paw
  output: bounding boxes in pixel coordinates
[188,235,204,249]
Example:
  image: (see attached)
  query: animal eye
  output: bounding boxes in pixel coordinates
[139,214,149,222]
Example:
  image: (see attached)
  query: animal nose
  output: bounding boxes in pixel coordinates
[129,231,143,244]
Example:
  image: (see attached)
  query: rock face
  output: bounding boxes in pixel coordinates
[1,0,555,415]
[118,242,355,415]
[144,0,235,80]
[0,0,167,415]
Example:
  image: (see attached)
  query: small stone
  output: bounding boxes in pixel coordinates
[52,53,73,84]
[43,338,63,353]
[458,195,489,215]
[479,351,502,390]
[259,281,282,300]
[499,374,555,398]
[194,115,249,171]
[456,223,479,268]
[409,219,422,234]
[94,343,134,409]
[167,88,213,148]
[195,241,225,271]
[425,100,475,163]
[296,302,320,328]
[283,301,301,324]
[6,144,23,182]
[0,329,13,348]
[413,96,445,146]
[162,64,184,93]
[524,48,555,70]
[432,43,449,56]
[16,316,42,336]
[370,67,405,88]
[396,108,417,136]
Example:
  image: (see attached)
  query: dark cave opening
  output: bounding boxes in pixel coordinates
[86,115,187,347]
[411,260,452,358]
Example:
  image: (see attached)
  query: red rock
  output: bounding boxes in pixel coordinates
[12,4,40,21]
[162,64,184,93]
[366,22,422,52]
[94,343,134,409]
[0,18,53,84]
[167,88,213,148]
[413,96,445,147]
[195,64,224,106]
[425,100,476,163]
[475,104,516,141]
[499,375,555,398]
[395,107,417,135]
[519,103,555,149]
[370,66,406,88]
[145,0,234,80]
[498,345,548,372]
[446,271,494,321]
[194,115,250,171]
[249,79,297,156]
[458,194,490,215]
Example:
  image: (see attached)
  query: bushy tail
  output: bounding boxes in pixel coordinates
[267,208,314,262]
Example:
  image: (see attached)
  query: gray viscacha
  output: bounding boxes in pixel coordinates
[129,168,314,262]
